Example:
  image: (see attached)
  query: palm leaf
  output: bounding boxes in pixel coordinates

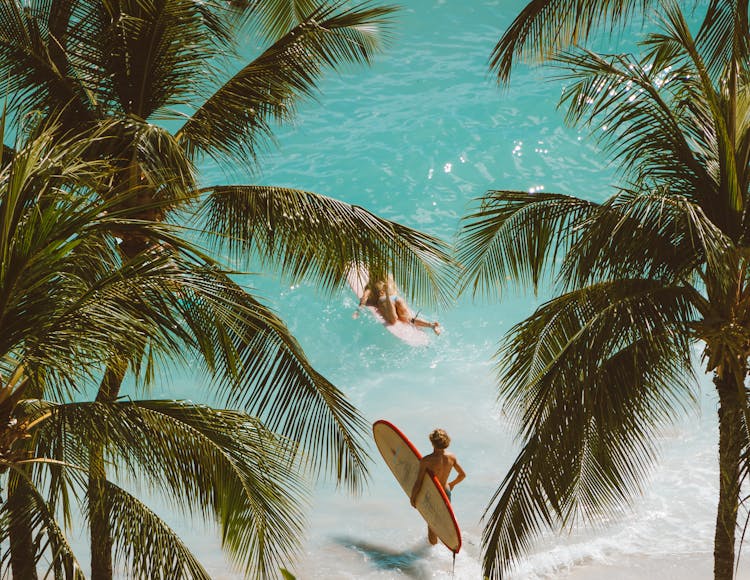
[456,190,597,299]
[489,0,653,83]
[95,0,229,118]
[10,196,372,494]
[553,47,714,199]
[231,0,330,42]
[0,0,92,118]
[199,185,456,306]
[0,468,86,579]
[655,0,743,227]
[92,117,198,209]
[559,188,735,291]
[177,1,397,165]
[483,279,698,578]
[169,273,371,491]
[0,125,192,384]
[35,400,307,578]
[695,0,750,80]
[499,280,697,426]
[102,482,213,580]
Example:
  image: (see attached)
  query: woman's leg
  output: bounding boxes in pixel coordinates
[400,303,441,334]
[394,299,412,323]
[378,296,398,324]
[394,298,441,334]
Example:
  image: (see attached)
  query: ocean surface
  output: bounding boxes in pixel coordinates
[130,1,749,578]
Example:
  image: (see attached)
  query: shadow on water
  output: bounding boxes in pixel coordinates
[334,535,433,577]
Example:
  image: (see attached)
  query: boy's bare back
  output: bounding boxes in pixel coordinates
[420,450,459,488]
[410,428,466,509]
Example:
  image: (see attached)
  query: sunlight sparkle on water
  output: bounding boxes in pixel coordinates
[535,140,548,154]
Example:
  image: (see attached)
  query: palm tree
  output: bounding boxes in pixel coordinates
[0,120,318,579]
[458,1,750,579]
[1,0,456,577]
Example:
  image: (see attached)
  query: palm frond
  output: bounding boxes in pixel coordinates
[95,0,229,118]
[489,0,652,83]
[654,0,743,228]
[553,46,714,199]
[92,117,198,208]
[169,272,371,491]
[36,400,308,578]
[696,0,750,80]
[456,190,597,300]
[499,280,697,426]
[0,0,94,120]
[1,468,86,580]
[198,185,456,306]
[232,0,326,41]
[560,188,735,291]
[102,482,213,580]
[177,1,397,165]
[0,120,218,396]
[483,279,698,578]
[10,193,371,494]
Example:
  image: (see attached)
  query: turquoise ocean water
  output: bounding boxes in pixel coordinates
[131,1,749,578]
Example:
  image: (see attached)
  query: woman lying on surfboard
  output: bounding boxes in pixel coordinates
[353,276,441,335]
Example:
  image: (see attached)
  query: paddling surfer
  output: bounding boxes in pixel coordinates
[353,276,441,334]
[410,428,465,545]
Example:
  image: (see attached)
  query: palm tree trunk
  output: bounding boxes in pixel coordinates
[90,163,152,580]
[713,371,743,580]
[88,454,112,580]
[8,474,39,580]
[89,361,127,580]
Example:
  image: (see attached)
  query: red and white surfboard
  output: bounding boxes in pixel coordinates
[372,419,461,553]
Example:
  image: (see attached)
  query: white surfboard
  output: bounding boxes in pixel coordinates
[347,264,430,347]
[373,419,462,553]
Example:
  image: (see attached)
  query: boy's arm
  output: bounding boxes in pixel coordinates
[410,462,428,507]
[448,459,466,490]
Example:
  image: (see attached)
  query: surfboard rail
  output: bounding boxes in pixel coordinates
[372,419,462,553]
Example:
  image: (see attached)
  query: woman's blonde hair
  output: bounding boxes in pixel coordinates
[372,277,398,296]
[429,429,450,449]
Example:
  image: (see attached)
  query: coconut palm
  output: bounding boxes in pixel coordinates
[0,0,454,473]
[458,1,750,578]
[0,0,456,577]
[0,121,320,579]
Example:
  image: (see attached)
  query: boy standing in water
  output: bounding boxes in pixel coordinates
[410,428,466,545]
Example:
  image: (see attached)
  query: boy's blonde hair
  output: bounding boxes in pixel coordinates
[429,429,450,449]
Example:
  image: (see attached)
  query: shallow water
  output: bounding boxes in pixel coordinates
[158,0,750,578]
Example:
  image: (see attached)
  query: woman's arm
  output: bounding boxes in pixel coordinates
[352,287,372,318]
